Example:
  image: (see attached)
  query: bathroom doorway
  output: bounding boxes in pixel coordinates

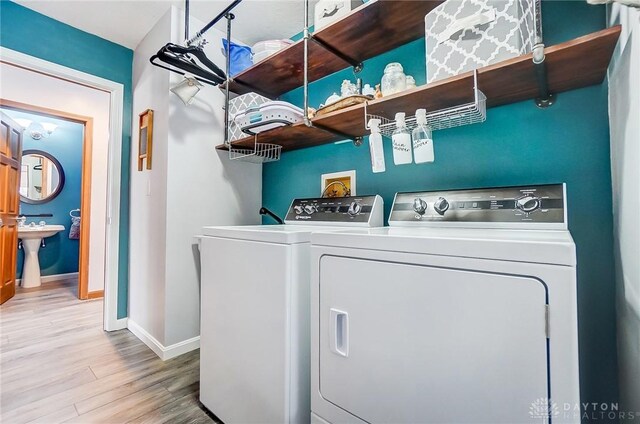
[0,100,95,300]
[0,51,124,331]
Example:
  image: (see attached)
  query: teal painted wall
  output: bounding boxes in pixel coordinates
[263,1,618,412]
[2,109,83,278]
[0,1,133,318]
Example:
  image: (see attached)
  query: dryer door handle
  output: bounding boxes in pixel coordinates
[330,308,349,357]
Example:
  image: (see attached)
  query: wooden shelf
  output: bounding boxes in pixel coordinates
[218,26,621,153]
[225,0,444,97]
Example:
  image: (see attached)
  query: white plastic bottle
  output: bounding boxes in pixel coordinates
[392,112,412,165]
[412,109,434,164]
[368,118,386,173]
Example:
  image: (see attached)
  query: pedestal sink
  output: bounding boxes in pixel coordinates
[18,225,65,288]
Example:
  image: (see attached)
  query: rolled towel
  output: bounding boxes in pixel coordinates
[69,216,80,240]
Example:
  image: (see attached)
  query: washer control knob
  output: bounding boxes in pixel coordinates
[516,195,541,214]
[434,197,449,216]
[347,201,362,216]
[294,205,305,215]
[304,204,317,215]
[413,198,428,215]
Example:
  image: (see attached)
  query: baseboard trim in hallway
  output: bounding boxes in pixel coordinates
[127,319,200,361]
[107,317,129,331]
[15,271,79,286]
[87,289,104,299]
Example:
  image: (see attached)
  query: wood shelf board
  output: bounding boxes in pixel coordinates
[226,0,444,97]
[221,123,341,152]
[217,26,621,153]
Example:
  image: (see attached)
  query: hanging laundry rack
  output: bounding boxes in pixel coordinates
[227,0,368,161]
[148,0,281,162]
[152,0,555,158]
[149,0,241,87]
[364,70,487,137]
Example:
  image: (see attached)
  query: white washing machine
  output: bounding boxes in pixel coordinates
[199,195,383,424]
[310,184,580,424]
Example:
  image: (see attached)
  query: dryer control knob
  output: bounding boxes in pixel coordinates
[413,198,428,215]
[294,205,305,215]
[348,201,362,216]
[304,204,317,215]
[516,195,541,214]
[434,197,449,216]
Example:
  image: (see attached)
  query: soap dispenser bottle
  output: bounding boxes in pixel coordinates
[412,109,434,164]
[392,112,412,165]
[368,118,386,173]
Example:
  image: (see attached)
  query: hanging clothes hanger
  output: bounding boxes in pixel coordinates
[151,43,226,86]
[149,0,243,86]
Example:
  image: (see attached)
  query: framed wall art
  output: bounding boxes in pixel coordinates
[321,170,356,198]
[138,109,154,171]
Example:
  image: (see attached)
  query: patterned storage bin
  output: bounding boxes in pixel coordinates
[228,92,271,142]
[425,0,535,83]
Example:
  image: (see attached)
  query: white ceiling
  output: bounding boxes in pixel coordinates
[14,0,318,49]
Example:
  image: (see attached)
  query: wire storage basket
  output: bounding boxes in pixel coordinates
[365,70,487,137]
[228,135,282,163]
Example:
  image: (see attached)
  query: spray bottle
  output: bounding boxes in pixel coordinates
[412,109,434,164]
[368,118,386,173]
[392,112,412,165]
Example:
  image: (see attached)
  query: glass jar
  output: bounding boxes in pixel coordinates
[381,62,407,96]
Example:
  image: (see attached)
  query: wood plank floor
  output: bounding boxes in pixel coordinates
[0,279,217,424]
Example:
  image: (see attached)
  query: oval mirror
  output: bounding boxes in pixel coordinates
[19,150,65,204]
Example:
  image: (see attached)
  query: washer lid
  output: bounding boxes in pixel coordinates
[201,225,351,244]
[311,227,576,266]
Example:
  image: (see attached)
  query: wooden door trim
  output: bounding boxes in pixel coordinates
[79,119,93,299]
[0,111,22,304]
[87,289,104,299]
[0,99,94,300]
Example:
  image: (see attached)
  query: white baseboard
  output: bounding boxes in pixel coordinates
[127,319,199,361]
[105,317,128,332]
[16,272,78,285]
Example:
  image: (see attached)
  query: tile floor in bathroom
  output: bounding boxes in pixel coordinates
[0,279,217,424]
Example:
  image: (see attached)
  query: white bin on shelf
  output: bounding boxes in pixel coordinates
[234,101,304,135]
[228,92,271,142]
[251,39,293,64]
[314,0,363,30]
[425,0,535,83]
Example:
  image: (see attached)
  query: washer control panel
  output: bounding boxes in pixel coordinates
[284,195,383,227]
[390,184,566,229]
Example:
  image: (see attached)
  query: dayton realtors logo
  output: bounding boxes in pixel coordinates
[530,399,638,421]
[529,398,560,419]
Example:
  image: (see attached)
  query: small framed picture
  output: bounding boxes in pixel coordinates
[321,170,356,198]
[138,109,154,171]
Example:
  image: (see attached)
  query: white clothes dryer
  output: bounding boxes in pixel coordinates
[310,184,579,424]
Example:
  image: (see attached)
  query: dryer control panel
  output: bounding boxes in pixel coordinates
[284,195,384,227]
[389,184,567,229]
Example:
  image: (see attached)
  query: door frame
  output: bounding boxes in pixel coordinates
[0,47,125,331]
[0,99,95,300]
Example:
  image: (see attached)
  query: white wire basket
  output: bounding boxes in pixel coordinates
[228,135,282,163]
[365,70,486,137]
